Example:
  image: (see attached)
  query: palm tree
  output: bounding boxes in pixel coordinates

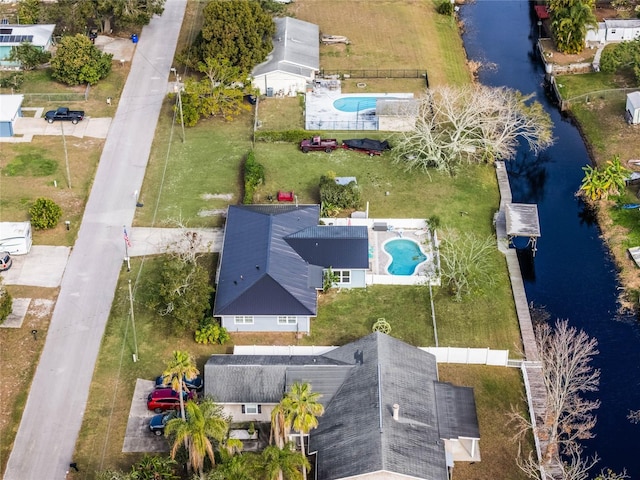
[162,350,199,420]
[260,443,309,480]
[550,0,597,54]
[269,402,290,449]
[165,398,230,478]
[207,453,257,480]
[281,382,324,480]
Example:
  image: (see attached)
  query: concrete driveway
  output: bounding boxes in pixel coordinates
[0,246,70,288]
[13,116,112,139]
[122,379,170,453]
[4,2,188,478]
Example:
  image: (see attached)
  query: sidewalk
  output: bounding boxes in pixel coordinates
[3,2,187,478]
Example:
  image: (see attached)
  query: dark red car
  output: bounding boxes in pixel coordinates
[147,388,194,413]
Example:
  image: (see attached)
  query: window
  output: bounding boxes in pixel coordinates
[278,316,297,325]
[242,404,261,414]
[334,269,351,284]
[234,316,254,324]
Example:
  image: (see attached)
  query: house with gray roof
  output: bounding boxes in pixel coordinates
[204,332,481,479]
[213,204,369,333]
[251,17,319,96]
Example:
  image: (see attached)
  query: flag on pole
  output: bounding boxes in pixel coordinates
[123,227,132,247]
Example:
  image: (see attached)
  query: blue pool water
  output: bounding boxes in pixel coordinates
[384,239,427,276]
[333,97,379,112]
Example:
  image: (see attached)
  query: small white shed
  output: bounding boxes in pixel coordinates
[626,91,640,125]
[0,222,33,255]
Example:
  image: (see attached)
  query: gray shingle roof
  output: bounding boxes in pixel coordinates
[214,205,320,316]
[286,226,369,269]
[214,205,368,317]
[204,333,480,480]
[312,332,448,480]
[434,383,480,439]
[205,355,349,403]
[252,17,319,78]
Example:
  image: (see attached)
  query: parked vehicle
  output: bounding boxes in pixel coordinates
[342,138,391,156]
[44,107,85,125]
[149,411,175,436]
[321,34,350,45]
[0,251,12,271]
[300,136,339,153]
[0,221,32,255]
[154,374,203,392]
[147,388,194,413]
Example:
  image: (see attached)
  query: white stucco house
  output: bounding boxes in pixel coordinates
[251,17,319,97]
[0,24,55,68]
[0,94,24,137]
[586,19,640,44]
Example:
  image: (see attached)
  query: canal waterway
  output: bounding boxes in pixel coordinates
[459,1,640,475]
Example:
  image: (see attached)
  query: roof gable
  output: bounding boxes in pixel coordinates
[252,17,319,78]
[214,205,321,316]
[285,226,369,269]
[312,333,448,480]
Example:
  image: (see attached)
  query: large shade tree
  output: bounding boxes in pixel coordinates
[51,34,112,85]
[549,0,598,54]
[189,0,275,71]
[392,86,553,176]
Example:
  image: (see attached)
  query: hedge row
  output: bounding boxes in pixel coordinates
[254,130,325,143]
[243,150,265,204]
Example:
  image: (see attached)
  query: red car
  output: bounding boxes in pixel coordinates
[147,388,194,413]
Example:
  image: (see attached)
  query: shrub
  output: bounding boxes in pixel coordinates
[195,317,230,345]
[319,174,361,211]
[243,150,265,204]
[437,0,454,16]
[0,285,12,325]
[29,197,62,230]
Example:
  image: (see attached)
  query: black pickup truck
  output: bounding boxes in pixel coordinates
[44,107,85,124]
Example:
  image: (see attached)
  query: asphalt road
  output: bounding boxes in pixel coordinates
[4,2,187,478]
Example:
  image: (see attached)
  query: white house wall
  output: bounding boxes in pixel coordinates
[222,403,275,424]
[220,315,311,333]
[253,71,310,96]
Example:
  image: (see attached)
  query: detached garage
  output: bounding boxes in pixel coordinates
[251,17,319,97]
[0,94,24,137]
[626,91,640,125]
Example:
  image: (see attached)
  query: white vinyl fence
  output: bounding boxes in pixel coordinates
[234,345,510,366]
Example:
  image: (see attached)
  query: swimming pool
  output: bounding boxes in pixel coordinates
[383,238,428,276]
[333,97,380,113]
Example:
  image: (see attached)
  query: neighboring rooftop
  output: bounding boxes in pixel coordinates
[252,16,319,78]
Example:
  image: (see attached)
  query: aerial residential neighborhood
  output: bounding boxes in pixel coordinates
[1,0,639,479]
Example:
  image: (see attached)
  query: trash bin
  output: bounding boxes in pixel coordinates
[131,33,138,44]
[266,87,274,97]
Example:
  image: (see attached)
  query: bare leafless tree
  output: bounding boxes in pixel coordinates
[438,228,496,301]
[393,85,554,175]
[509,319,610,480]
[536,319,600,458]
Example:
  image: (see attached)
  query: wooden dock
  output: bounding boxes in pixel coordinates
[495,162,560,477]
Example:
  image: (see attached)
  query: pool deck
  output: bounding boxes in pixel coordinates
[305,82,413,131]
[324,217,439,286]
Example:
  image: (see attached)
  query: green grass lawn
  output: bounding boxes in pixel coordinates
[136,104,254,228]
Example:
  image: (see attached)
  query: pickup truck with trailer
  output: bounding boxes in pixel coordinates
[44,107,85,124]
[300,136,339,153]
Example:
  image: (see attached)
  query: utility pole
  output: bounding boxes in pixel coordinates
[128,279,139,362]
[61,122,71,188]
[171,67,186,142]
